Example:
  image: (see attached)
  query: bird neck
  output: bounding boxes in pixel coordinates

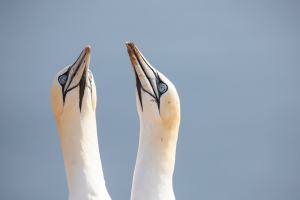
[131,121,179,200]
[57,110,111,200]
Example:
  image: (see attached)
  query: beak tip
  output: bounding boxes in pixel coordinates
[125,41,135,49]
[84,45,91,54]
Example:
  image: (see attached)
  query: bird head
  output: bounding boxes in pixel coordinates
[126,42,180,129]
[50,46,97,121]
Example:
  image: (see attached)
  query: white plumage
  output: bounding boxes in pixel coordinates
[51,46,111,200]
[126,42,181,200]
[50,43,180,200]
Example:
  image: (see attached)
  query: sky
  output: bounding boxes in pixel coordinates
[0,0,299,199]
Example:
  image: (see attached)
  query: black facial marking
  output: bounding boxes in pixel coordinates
[78,68,87,111]
[131,50,168,112]
[64,57,85,93]
[58,62,92,112]
[58,67,71,103]
[134,68,143,111]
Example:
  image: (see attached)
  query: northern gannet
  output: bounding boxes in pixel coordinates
[50,46,111,200]
[126,42,181,200]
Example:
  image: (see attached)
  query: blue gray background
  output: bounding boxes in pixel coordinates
[0,0,299,199]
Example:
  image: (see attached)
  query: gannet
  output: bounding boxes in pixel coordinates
[50,46,111,200]
[126,42,181,200]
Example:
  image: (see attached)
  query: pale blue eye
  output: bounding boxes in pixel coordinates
[158,82,168,93]
[58,74,68,85]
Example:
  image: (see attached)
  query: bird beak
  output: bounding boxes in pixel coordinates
[126,42,160,107]
[64,45,91,93]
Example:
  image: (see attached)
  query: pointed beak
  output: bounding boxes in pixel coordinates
[126,42,159,100]
[64,45,91,93]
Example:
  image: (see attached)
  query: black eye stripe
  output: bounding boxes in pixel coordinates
[58,67,93,112]
[132,49,171,112]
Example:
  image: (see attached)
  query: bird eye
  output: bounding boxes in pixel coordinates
[158,82,168,94]
[58,74,68,86]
